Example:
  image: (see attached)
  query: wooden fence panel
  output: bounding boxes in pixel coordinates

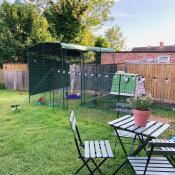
[3,71,14,89]
[23,71,29,90]
[3,64,28,71]
[0,69,3,83]
[3,70,28,90]
[117,63,126,71]
[126,63,175,103]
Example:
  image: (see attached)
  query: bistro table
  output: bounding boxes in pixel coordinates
[108,114,170,175]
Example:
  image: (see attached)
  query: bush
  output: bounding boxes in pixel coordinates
[0,83,6,89]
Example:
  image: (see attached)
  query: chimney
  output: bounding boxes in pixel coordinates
[160,41,164,47]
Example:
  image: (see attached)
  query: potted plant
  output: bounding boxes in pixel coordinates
[127,95,153,127]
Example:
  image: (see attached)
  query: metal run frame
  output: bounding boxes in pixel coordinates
[28,42,115,109]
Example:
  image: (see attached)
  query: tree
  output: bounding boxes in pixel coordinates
[0,1,53,63]
[44,0,115,44]
[44,0,88,43]
[82,0,115,31]
[95,36,110,48]
[105,25,125,51]
[27,0,52,11]
[94,36,110,63]
[80,29,96,46]
[29,0,115,30]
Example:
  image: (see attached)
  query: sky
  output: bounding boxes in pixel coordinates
[107,0,175,49]
[2,0,175,49]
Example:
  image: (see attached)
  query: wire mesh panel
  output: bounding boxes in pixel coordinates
[28,43,70,108]
[28,42,116,109]
[81,64,117,109]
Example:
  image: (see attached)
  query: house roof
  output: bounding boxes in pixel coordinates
[132,45,175,52]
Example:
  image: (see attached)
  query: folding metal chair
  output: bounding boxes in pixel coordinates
[128,139,175,175]
[70,111,114,175]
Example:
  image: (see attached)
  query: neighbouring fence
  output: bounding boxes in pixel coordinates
[3,71,28,90]
[3,63,28,71]
[125,63,175,104]
[2,63,175,104]
[0,69,3,83]
[116,63,126,72]
[1,64,28,90]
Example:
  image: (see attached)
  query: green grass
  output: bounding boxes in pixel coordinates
[0,90,175,175]
[0,90,134,175]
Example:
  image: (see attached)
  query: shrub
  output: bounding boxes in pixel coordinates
[0,83,6,89]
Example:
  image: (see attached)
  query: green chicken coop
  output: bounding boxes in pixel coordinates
[110,71,146,96]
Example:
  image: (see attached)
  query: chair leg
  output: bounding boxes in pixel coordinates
[129,134,137,156]
[138,135,148,156]
[90,158,103,175]
[167,156,175,168]
[75,158,93,175]
[128,159,137,175]
[143,145,154,175]
[112,159,129,175]
[92,158,107,174]
[170,156,175,167]
[114,135,118,155]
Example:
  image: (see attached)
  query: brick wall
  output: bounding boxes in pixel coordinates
[101,52,175,64]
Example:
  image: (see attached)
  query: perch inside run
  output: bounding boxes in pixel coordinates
[110,71,146,96]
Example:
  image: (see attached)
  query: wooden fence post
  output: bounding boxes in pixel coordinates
[14,70,17,91]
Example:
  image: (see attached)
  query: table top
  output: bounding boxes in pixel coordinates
[108,115,170,138]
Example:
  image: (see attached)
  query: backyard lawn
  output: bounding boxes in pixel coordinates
[0,90,175,175]
[0,90,130,175]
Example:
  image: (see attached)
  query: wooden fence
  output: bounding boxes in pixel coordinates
[1,64,28,90]
[3,63,28,71]
[117,63,126,71]
[0,69,3,83]
[3,71,28,90]
[2,63,175,101]
[126,63,175,103]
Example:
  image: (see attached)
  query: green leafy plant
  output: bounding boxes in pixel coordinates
[0,1,53,63]
[127,95,153,111]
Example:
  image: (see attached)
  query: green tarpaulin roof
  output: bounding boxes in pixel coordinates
[29,42,114,53]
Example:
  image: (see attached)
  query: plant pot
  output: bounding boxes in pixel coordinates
[133,109,150,127]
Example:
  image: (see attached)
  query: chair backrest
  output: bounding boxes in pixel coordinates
[70,111,77,132]
[147,139,175,156]
[116,102,132,117]
[70,111,83,156]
